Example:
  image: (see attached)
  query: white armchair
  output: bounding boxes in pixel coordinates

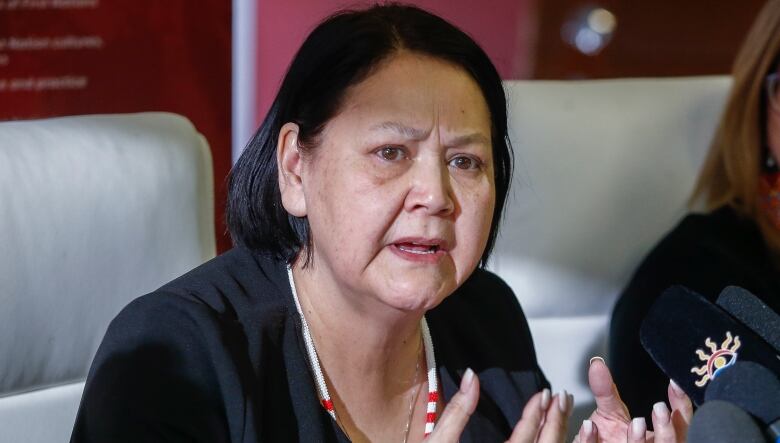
[492,76,731,431]
[0,113,216,443]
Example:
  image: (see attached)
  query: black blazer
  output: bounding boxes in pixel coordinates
[71,247,548,442]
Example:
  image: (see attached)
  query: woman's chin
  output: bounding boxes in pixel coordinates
[373,279,454,314]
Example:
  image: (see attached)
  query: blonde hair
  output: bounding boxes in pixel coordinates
[691,0,780,251]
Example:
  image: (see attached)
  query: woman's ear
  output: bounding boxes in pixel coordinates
[277,122,307,217]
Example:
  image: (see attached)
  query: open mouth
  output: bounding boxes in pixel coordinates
[389,237,448,263]
[396,243,440,255]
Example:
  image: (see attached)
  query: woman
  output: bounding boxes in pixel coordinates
[611,0,780,419]
[72,4,688,442]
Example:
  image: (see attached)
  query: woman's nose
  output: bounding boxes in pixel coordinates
[404,158,455,216]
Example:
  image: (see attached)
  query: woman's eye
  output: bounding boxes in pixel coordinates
[449,156,480,170]
[377,146,406,161]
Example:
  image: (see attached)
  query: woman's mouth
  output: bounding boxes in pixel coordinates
[397,243,439,254]
[390,239,448,263]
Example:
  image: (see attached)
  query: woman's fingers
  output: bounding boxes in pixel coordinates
[667,379,693,423]
[507,389,571,443]
[588,357,631,422]
[536,391,572,443]
[651,402,677,443]
[506,389,549,443]
[667,379,692,441]
[627,417,646,443]
[575,419,598,443]
[428,368,479,442]
[670,410,689,443]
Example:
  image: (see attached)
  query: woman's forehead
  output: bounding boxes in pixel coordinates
[333,52,492,134]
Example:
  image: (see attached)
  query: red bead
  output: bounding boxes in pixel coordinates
[428,391,439,402]
[322,399,335,411]
[426,412,436,423]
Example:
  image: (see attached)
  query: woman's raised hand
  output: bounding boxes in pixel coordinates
[428,359,692,443]
[574,357,693,443]
[505,387,572,443]
[428,368,572,443]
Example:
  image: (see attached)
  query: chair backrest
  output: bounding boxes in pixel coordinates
[491,76,732,425]
[0,112,216,443]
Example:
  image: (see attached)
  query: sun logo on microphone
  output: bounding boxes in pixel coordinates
[690,331,741,387]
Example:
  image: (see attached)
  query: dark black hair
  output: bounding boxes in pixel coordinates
[227,3,512,267]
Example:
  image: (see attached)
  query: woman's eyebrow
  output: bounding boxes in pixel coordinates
[370,121,430,140]
[446,133,490,148]
[370,121,489,146]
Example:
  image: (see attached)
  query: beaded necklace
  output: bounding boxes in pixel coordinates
[287,267,439,439]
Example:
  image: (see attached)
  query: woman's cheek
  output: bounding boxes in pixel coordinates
[456,176,495,252]
[365,158,409,185]
[454,173,495,211]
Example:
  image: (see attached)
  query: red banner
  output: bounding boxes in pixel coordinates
[0,0,232,251]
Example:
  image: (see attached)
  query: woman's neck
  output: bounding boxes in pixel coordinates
[291,260,429,442]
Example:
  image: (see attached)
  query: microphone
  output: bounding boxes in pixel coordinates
[687,400,766,443]
[705,361,780,442]
[639,285,780,405]
[716,285,780,354]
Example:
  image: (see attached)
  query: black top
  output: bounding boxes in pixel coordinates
[610,206,780,416]
[71,247,548,442]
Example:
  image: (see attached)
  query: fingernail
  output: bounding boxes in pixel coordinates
[589,356,605,366]
[653,402,670,424]
[557,390,568,413]
[540,388,551,410]
[581,419,593,437]
[669,379,685,397]
[460,368,475,393]
[630,417,646,440]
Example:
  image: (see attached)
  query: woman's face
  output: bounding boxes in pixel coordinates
[286,51,496,313]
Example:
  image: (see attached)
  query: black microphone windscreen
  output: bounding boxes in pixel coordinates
[687,400,765,443]
[717,285,780,354]
[705,361,780,425]
[639,285,780,405]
